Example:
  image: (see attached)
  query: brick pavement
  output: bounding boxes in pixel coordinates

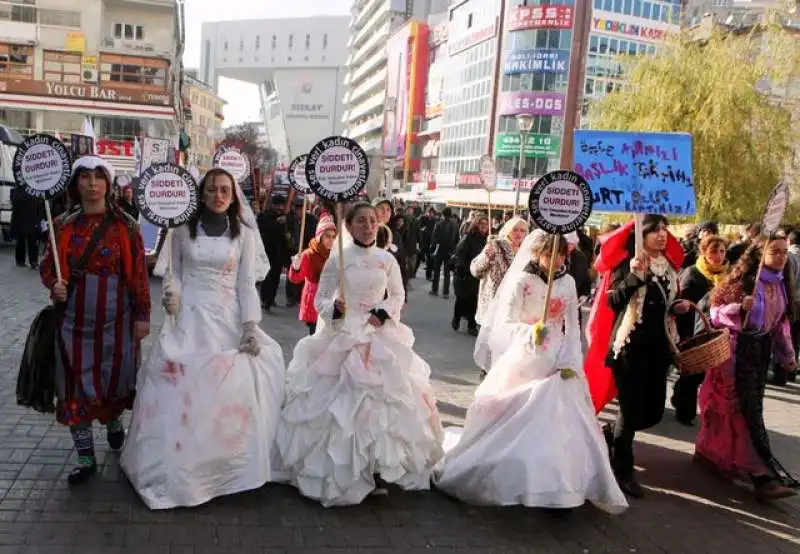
[0,249,798,554]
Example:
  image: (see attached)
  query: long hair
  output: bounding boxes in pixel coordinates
[67,166,112,206]
[711,235,795,308]
[188,168,242,240]
[468,214,489,236]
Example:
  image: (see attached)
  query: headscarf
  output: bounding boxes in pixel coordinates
[583,218,684,413]
[497,216,528,246]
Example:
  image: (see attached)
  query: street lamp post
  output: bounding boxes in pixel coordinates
[514,114,535,216]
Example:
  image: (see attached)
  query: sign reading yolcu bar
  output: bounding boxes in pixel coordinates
[0,78,171,106]
[508,5,574,31]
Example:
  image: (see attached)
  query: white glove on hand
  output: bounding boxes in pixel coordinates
[161,286,181,316]
[238,321,261,357]
[291,254,302,271]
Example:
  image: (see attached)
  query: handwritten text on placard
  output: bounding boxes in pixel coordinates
[573,130,695,215]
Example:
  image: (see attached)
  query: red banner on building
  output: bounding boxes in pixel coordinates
[508,5,574,31]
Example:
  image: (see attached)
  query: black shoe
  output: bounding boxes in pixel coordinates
[67,462,97,486]
[107,427,125,451]
[468,327,479,337]
[788,371,797,383]
[479,370,487,381]
[451,319,459,332]
[617,475,644,498]
[675,414,695,427]
[542,507,573,518]
[429,290,438,296]
[15,262,26,268]
[29,263,38,270]
[443,293,450,299]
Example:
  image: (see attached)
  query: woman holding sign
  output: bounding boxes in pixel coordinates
[695,237,798,501]
[39,156,151,486]
[434,231,627,513]
[121,168,285,510]
[274,202,444,507]
[585,215,688,498]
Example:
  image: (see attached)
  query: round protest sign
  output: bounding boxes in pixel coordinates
[288,154,310,193]
[212,145,251,183]
[305,136,369,202]
[134,163,199,228]
[479,155,497,192]
[762,182,790,235]
[12,134,72,200]
[528,170,593,234]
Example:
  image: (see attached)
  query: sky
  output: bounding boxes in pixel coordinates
[183,0,352,126]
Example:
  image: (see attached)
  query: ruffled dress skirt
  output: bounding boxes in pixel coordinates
[273,316,444,507]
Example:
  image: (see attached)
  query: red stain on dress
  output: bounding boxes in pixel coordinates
[212,405,250,448]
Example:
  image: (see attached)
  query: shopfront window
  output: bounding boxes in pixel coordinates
[100,55,169,90]
[0,43,33,79]
[43,51,81,83]
[99,118,142,141]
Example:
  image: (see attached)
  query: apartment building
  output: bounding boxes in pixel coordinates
[0,0,179,173]
[183,69,225,172]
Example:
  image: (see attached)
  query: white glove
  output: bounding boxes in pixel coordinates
[291,254,302,271]
[238,321,261,357]
[161,286,181,316]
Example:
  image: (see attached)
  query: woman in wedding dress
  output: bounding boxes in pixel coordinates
[274,201,444,507]
[121,168,285,510]
[434,231,627,514]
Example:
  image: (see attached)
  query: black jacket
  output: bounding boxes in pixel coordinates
[432,216,459,256]
[567,249,591,298]
[676,265,712,341]
[451,231,486,298]
[10,188,43,237]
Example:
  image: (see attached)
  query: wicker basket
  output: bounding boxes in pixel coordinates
[668,301,731,375]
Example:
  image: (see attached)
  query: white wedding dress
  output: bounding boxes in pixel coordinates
[274,241,444,507]
[434,266,627,513]
[121,224,285,510]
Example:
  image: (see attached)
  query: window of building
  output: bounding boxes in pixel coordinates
[43,51,81,83]
[100,55,169,90]
[113,23,146,41]
[239,38,243,51]
[255,36,260,49]
[323,34,328,49]
[288,34,293,49]
[0,43,34,79]
[271,34,277,49]
[100,118,141,141]
[305,34,310,49]
[0,0,36,24]
[224,40,228,51]
[39,9,80,28]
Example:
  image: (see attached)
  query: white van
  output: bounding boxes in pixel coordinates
[0,124,24,242]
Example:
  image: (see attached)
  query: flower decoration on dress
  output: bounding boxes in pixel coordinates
[522,282,533,298]
[547,297,566,321]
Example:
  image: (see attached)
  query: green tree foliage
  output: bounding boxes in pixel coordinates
[588,21,799,223]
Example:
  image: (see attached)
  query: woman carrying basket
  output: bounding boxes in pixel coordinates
[695,236,798,502]
[672,235,730,426]
[584,215,689,498]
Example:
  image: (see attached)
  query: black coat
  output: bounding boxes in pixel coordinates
[258,209,292,268]
[676,265,712,341]
[451,232,486,298]
[10,188,43,237]
[432,216,459,256]
[567,249,592,298]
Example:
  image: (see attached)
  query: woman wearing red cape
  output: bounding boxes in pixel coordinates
[584,215,686,497]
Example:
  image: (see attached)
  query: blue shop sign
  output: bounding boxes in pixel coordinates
[503,49,570,75]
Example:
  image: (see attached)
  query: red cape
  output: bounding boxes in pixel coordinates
[584,220,685,413]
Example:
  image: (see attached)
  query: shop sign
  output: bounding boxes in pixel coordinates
[65,32,85,53]
[97,138,135,157]
[448,21,496,56]
[504,49,570,75]
[497,91,566,117]
[0,78,172,106]
[456,172,483,189]
[494,133,561,158]
[508,5,574,31]
[593,15,667,41]
[431,22,449,46]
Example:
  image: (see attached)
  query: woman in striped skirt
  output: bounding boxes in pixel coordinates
[40,155,151,486]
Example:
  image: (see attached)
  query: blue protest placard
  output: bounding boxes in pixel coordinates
[573,130,696,215]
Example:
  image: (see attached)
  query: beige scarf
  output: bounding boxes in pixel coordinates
[612,255,679,357]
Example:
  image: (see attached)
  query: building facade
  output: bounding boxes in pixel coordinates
[438,0,501,178]
[583,0,681,121]
[343,0,441,154]
[183,69,225,172]
[0,0,179,173]
[199,16,349,165]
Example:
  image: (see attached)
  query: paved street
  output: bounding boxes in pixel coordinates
[0,248,799,553]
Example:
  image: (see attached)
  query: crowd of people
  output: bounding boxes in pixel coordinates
[11,158,799,515]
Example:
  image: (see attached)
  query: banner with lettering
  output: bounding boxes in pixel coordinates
[573,130,695,215]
